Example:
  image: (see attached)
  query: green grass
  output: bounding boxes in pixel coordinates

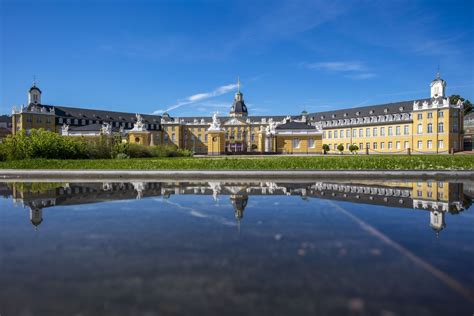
[0,155,473,170]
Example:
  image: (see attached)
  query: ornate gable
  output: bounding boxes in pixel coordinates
[222,117,248,126]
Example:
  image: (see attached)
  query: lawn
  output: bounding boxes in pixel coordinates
[0,155,473,170]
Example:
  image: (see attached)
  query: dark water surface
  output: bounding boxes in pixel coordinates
[0,179,473,316]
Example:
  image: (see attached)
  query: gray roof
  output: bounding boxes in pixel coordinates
[307,99,430,122]
[276,121,316,130]
[38,105,162,124]
[69,123,121,132]
[0,115,11,123]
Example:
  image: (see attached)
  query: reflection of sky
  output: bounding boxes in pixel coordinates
[0,192,473,315]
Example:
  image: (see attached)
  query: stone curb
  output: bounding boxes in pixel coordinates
[0,169,473,181]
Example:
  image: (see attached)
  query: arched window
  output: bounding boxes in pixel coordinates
[427,123,433,133]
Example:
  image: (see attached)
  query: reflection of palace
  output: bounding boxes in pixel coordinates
[2,180,471,235]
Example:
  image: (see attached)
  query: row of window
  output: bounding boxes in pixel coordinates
[417,123,445,134]
[416,111,444,120]
[323,122,450,139]
[57,117,159,130]
[291,138,316,149]
[324,125,411,139]
[326,140,444,151]
[26,116,53,124]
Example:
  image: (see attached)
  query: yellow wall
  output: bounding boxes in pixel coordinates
[12,113,56,135]
[276,135,322,154]
[207,131,225,155]
[321,108,463,154]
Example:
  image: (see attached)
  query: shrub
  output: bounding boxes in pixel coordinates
[126,143,152,158]
[115,153,130,159]
[322,144,330,154]
[2,129,88,160]
[349,144,359,154]
[177,148,194,157]
[0,143,6,161]
[337,144,344,154]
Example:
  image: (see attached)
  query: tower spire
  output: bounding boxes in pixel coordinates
[237,76,241,93]
[436,64,440,79]
[33,75,37,87]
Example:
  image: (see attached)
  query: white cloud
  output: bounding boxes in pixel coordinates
[154,83,238,114]
[345,73,377,80]
[302,60,377,80]
[305,61,366,72]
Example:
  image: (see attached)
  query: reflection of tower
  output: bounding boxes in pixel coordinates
[29,207,43,229]
[430,210,446,237]
[230,194,248,233]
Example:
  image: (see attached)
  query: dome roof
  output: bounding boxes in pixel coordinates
[29,85,42,93]
[230,99,248,115]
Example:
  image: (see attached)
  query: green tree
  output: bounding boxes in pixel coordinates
[349,144,359,154]
[322,144,330,154]
[449,95,472,114]
[337,143,344,154]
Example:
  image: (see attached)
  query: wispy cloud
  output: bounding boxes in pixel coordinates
[344,73,377,80]
[302,61,376,80]
[304,61,366,72]
[154,83,238,114]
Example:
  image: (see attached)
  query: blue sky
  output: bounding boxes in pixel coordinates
[1,0,473,117]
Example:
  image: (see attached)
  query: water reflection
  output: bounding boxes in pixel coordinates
[2,180,471,236]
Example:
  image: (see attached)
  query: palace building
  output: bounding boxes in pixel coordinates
[11,73,465,154]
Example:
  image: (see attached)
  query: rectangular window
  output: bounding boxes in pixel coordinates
[404,125,409,135]
[293,138,300,149]
[388,142,392,150]
[328,131,332,139]
[388,127,393,136]
[404,141,409,149]
[427,140,433,149]
[396,126,401,135]
[380,142,385,150]
[417,124,422,134]
[359,129,363,137]
[438,122,444,133]
[334,130,338,139]
[172,133,176,142]
[366,142,370,149]
[353,129,356,137]
[323,131,326,139]
[308,138,315,148]
[340,130,344,138]
[427,123,433,133]
[346,129,350,138]
[417,140,422,149]
[417,113,422,120]
[373,127,378,136]
[380,127,385,136]
[453,123,458,133]
[366,128,370,137]
[373,142,377,149]
[396,141,401,150]
[428,112,433,119]
[438,111,444,118]
[438,140,444,149]
[359,143,363,149]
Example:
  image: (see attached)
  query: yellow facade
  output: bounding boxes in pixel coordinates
[207,130,225,155]
[321,107,464,154]
[276,135,322,154]
[12,112,56,135]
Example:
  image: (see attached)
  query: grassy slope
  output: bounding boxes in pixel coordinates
[0,155,473,170]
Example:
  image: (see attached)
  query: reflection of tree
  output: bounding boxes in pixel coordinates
[9,182,65,194]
